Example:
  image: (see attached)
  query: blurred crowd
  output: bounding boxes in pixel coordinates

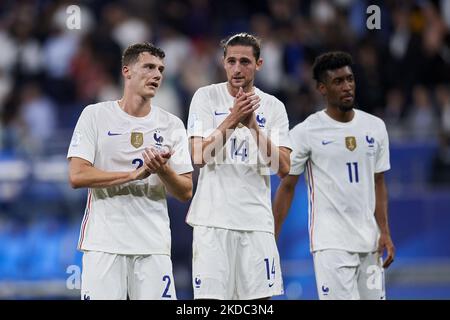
[1,0,450,184]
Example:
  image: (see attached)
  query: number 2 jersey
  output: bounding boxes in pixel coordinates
[186,82,291,233]
[289,109,390,253]
[67,101,193,255]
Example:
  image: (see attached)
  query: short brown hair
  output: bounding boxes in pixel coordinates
[220,33,261,60]
[121,42,165,67]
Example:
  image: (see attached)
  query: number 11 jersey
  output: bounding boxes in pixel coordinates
[289,109,390,253]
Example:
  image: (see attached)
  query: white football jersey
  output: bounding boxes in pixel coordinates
[289,109,390,253]
[186,82,291,233]
[67,101,193,255]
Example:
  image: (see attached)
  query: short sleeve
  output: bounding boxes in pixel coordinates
[289,122,311,175]
[187,88,214,138]
[169,118,194,175]
[67,106,97,164]
[375,121,391,173]
[269,99,292,150]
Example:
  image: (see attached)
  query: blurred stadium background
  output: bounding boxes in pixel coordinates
[0,0,450,299]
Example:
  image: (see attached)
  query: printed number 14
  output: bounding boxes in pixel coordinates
[230,138,248,161]
[264,258,275,280]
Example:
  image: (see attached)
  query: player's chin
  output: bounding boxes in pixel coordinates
[143,88,156,98]
[338,101,354,112]
[230,78,246,87]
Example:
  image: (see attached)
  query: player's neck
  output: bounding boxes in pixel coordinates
[325,106,355,123]
[226,82,254,97]
[118,94,151,117]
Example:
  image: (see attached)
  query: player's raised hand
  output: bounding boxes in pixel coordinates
[229,87,260,127]
[159,147,175,160]
[142,147,172,174]
[240,91,260,129]
[378,233,395,268]
[236,86,244,98]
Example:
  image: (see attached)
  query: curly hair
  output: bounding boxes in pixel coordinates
[312,51,353,83]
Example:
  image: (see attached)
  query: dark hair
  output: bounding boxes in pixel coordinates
[220,33,261,60]
[121,42,165,67]
[312,51,353,83]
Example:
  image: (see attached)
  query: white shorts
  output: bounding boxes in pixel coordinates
[313,249,386,300]
[81,251,176,300]
[192,226,284,300]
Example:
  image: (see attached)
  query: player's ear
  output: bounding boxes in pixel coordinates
[122,65,131,80]
[255,58,263,71]
[317,82,327,96]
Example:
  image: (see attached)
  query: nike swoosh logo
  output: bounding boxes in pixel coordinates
[214,111,228,116]
[108,131,122,136]
[322,140,334,145]
[268,283,274,288]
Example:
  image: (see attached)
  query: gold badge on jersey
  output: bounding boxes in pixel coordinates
[131,132,143,148]
[345,136,357,151]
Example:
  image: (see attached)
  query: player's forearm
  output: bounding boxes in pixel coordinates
[69,165,137,189]
[277,148,291,178]
[375,198,390,235]
[157,167,193,202]
[375,174,391,235]
[249,125,290,177]
[273,182,296,240]
[193,116,239,166]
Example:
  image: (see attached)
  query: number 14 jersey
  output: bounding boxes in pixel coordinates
[186,82,291,233]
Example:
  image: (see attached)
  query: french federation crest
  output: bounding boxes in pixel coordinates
[131,132,144,148]
[153,130,164,146]
[256,113,266,128]
[345,136,357,151]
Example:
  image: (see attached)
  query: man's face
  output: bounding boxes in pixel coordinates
[124,52,165,99]
[223,45,262,90]
[319,66,355,112]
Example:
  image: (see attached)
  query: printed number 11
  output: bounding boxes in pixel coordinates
[346,162,359,183]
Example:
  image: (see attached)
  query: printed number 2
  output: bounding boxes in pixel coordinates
[162,275,172,298]
[264,258,276,280]
[132,158,143,169]
[346,162,359,183]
